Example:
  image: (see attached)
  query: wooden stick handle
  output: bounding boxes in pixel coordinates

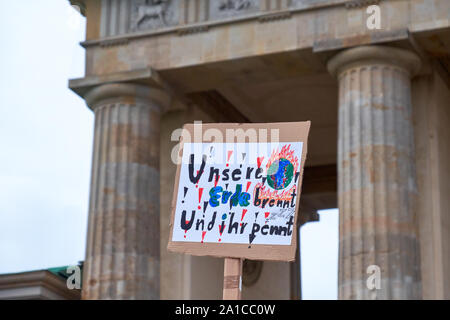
[223,258,243,300]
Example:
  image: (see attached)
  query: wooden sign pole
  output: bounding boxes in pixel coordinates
[223,258,243,300]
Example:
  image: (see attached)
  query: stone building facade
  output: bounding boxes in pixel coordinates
[68,0,450,299]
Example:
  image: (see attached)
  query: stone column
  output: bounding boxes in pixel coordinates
[82,83,169,299]
[328,46,422,299]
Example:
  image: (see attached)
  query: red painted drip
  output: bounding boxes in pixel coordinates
[246,181,251,192]
[264,212,270,219]
[226,150,233,167]
[214,175,220,187]
[201,231,206,243]
[198,188,204,209]
[257,156,264,168]
[240,209,248,226]
[196,170,201,186]
[184,220,190,238]
[219,224,226,236]
[241,209,248,222]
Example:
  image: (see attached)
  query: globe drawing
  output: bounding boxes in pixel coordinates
[267,158,294,190]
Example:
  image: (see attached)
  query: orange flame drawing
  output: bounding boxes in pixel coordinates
[266,144,299,173]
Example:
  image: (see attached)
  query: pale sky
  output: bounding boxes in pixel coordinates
[301,209,339,299]
[0,0,91,273]
[0,0,338,300]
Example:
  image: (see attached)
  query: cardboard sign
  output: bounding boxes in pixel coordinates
[167,122,310,261]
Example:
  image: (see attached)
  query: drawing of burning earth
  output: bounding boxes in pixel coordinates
[266,144,299,190]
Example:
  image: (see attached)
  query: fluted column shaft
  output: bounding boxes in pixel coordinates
[82,83,169,299]
[328,46,422,299]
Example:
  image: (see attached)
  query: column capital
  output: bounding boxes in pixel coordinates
[327,45,421,78]
[84,82,171,112]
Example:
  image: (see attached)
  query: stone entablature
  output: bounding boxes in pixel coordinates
[80,0,449,76]
[76,0,449,92]
[84,0,450,52]
[99,0,350,38]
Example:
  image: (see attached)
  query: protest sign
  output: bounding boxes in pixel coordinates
[167,122,310,262]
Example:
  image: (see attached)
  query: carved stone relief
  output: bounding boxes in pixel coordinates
[121,0,344,35]
[219,0,253,11]
[211,0,260,19]
[130,0,178,31]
